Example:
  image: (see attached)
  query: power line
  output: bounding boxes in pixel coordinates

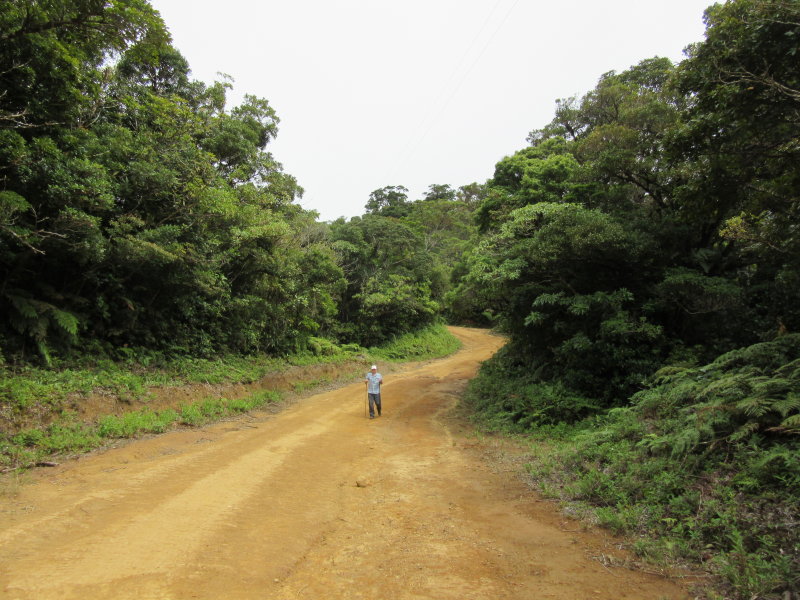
[381,0,522,190]
[405,0,505,140]
[379,0,505,187]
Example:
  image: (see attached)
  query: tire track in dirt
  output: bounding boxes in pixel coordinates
[0,327,691,599]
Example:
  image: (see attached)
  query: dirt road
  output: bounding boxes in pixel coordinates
[0,327,690,599]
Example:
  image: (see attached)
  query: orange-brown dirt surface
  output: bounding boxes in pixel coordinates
[0,327,694,599]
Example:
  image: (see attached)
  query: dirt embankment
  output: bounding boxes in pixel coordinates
[0,327,694,599]
[4,357,380,436]
[71,359,373,423]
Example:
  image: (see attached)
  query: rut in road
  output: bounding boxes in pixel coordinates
[0,327,691,599]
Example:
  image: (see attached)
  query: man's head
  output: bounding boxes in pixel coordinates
[370,365,377,372]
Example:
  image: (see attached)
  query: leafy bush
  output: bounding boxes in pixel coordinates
[459,202,669,403]
[464,346,602,429]
[306,337,340,356]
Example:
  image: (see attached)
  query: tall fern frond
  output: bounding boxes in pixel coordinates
[51,308,79,338]
[752,377,792,399]
[771,394,800,418]
[697,373,755,403]
[670,426,702,457]
[31,318,49,345]
[35,340,52,367]
[775,358,800,379]
[735,396,771,418]
[7,294,38,320]
[778,414,800,433]
[3,291,80,359]
[729,421,761,443]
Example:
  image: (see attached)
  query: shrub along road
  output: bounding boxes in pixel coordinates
[0,327,690,599]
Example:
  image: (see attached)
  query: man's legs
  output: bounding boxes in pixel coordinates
[368,393,377,418]
[368,393,382,418]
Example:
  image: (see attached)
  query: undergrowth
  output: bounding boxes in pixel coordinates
[464,335,800,600]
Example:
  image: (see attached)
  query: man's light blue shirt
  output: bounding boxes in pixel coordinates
[365,372,382,394]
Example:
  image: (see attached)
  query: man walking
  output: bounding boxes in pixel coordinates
[364,364,383,419]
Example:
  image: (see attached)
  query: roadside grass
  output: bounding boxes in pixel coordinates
[0,470,29,498]
[1,390,284,471]
[370,323,462,361]
[292,378,330,394]
[0,324,461,472]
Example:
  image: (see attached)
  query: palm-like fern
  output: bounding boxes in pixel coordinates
[4,292,80,364]
[633,334,800,459]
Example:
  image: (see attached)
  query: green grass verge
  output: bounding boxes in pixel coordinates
[0,324,461,471]
[2,390,282,471]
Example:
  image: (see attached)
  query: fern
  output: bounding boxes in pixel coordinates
[36,340,52,367]
[698,373,755,403]
[752,377,793,399]
[3,291,81,361]
[775,358,800,379]
[7,294,38,320]
[30,315,48,341]
[778,414,800,433]
[51,309,79,338]
[729,421,761,443]
[670,426,702,457]
[735,396,772,419]
[771,394,800,418]
[652,364,691,382]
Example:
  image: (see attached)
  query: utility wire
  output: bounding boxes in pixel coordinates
[379,0,504,186]
[405,0,505,142]
[382,0,522,189]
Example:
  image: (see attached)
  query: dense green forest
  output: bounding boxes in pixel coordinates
[0,1,479,360]
[1,0,799,597]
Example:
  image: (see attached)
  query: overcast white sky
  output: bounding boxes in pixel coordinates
[148,0,712,221]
